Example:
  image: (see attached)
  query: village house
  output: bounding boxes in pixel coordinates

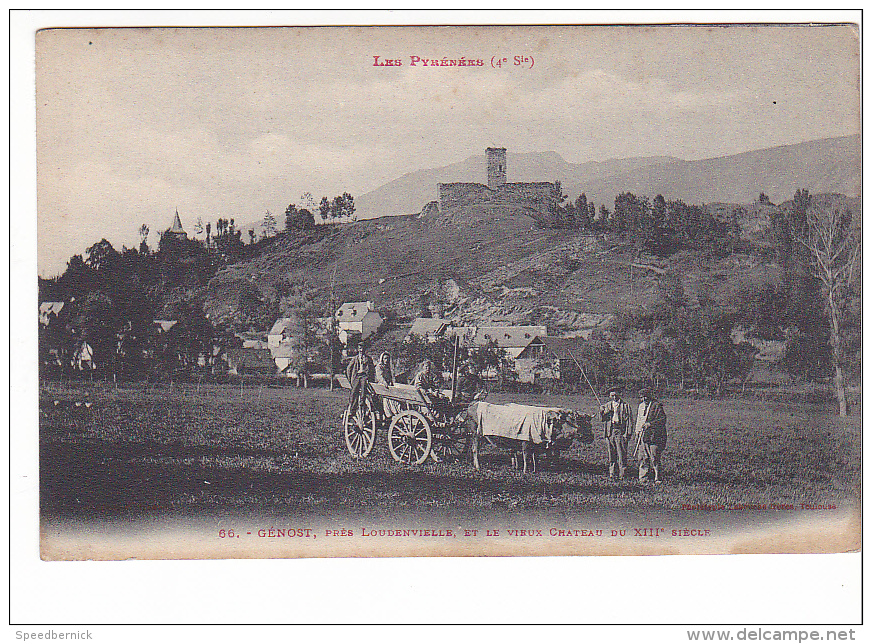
[516,336,586,384]
[471,326,547,383]
[335,301,383,345]
[267,318,304,377]
[39,301,65,326]
[268,318,296,350]
[405,318,449,342]
[153,319,178,334]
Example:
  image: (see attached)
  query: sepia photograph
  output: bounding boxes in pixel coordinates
[32,22,862,566]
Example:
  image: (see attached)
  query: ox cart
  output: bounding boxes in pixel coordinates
[342,381,471,465]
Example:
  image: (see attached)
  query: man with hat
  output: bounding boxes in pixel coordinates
[600,385,634,480]
[635,388,667,483]
[346,343,375,416]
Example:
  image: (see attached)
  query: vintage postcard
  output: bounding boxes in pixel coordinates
[35,24,860,562]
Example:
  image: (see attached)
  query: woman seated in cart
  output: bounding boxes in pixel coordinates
[375,352,402,417]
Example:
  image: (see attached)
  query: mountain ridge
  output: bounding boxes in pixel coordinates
[353,135,860,220]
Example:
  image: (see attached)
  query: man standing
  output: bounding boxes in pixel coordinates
[635,388,667,483]
[600,386,634,480]
[346,343,375,415]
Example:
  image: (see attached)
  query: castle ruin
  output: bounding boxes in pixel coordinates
[434,147,559,218]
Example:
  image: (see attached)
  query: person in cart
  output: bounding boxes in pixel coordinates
[413,359,443,394]
[453,360,486,403]
[412,358,450,463]
[375,352,401,417]
[413,359,446,405]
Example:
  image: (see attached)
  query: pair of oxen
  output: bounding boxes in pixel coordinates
[463,400,594,473]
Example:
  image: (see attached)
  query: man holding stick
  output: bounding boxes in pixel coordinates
[635,388,667,484]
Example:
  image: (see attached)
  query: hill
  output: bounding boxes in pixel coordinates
[208,187,862,338]
[353,136,860,219]
[207,207,771,335]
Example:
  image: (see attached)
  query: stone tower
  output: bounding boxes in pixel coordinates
[486,147,507,190]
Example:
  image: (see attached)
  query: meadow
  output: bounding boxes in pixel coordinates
[39,381,860,528]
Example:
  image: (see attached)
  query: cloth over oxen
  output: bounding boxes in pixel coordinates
[466,401,593,472]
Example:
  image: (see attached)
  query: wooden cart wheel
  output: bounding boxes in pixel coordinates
[343,401,377,459]
[387,409,432,465]
[431,411,469,461]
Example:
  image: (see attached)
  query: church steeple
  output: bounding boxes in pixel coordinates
[168,208,187,237]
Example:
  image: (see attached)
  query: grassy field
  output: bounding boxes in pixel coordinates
[39,381,860,527]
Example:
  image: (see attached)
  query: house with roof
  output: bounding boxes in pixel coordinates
[469,326,546,383]
[405,318,449,342]
[39,301,65,326]
[335,301,383,345]
[267,317,305,376]
[268,318,299,349]
[153,319,179,334]
[516,335,586,383]
[471,326,547,358]
[444,325,477,347]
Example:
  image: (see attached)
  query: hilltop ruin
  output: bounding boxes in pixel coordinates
[422,147,560,222]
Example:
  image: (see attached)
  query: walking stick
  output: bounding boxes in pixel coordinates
[632,430,643,458]
[567,351,601,405]
[450,336,459,404]
[568,351,606,441]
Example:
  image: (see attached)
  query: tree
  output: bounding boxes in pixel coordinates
[319,197,331,222]
[248,229,256,245]
[472,340,514,387]
[285,203,315,231]
[729,207,742,240]
[85,238,120,273]
[263,210,277,237]
[597,205,611,231]
[330,196,342,221]
[70,290,124,376]
[139,224,150,255]
[194,217,204,238]
[329,194,356,222]
[623,340,670,391]
[613,192,642,236]
[300,192,316,212]
[575,194,591,229]
[576,334,618,390]
[790,203,861,417]
[342,193,356,221]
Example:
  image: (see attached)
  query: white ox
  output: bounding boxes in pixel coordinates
[466,401,593,473]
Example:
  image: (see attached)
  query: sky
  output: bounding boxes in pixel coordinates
[35,23,860,276]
